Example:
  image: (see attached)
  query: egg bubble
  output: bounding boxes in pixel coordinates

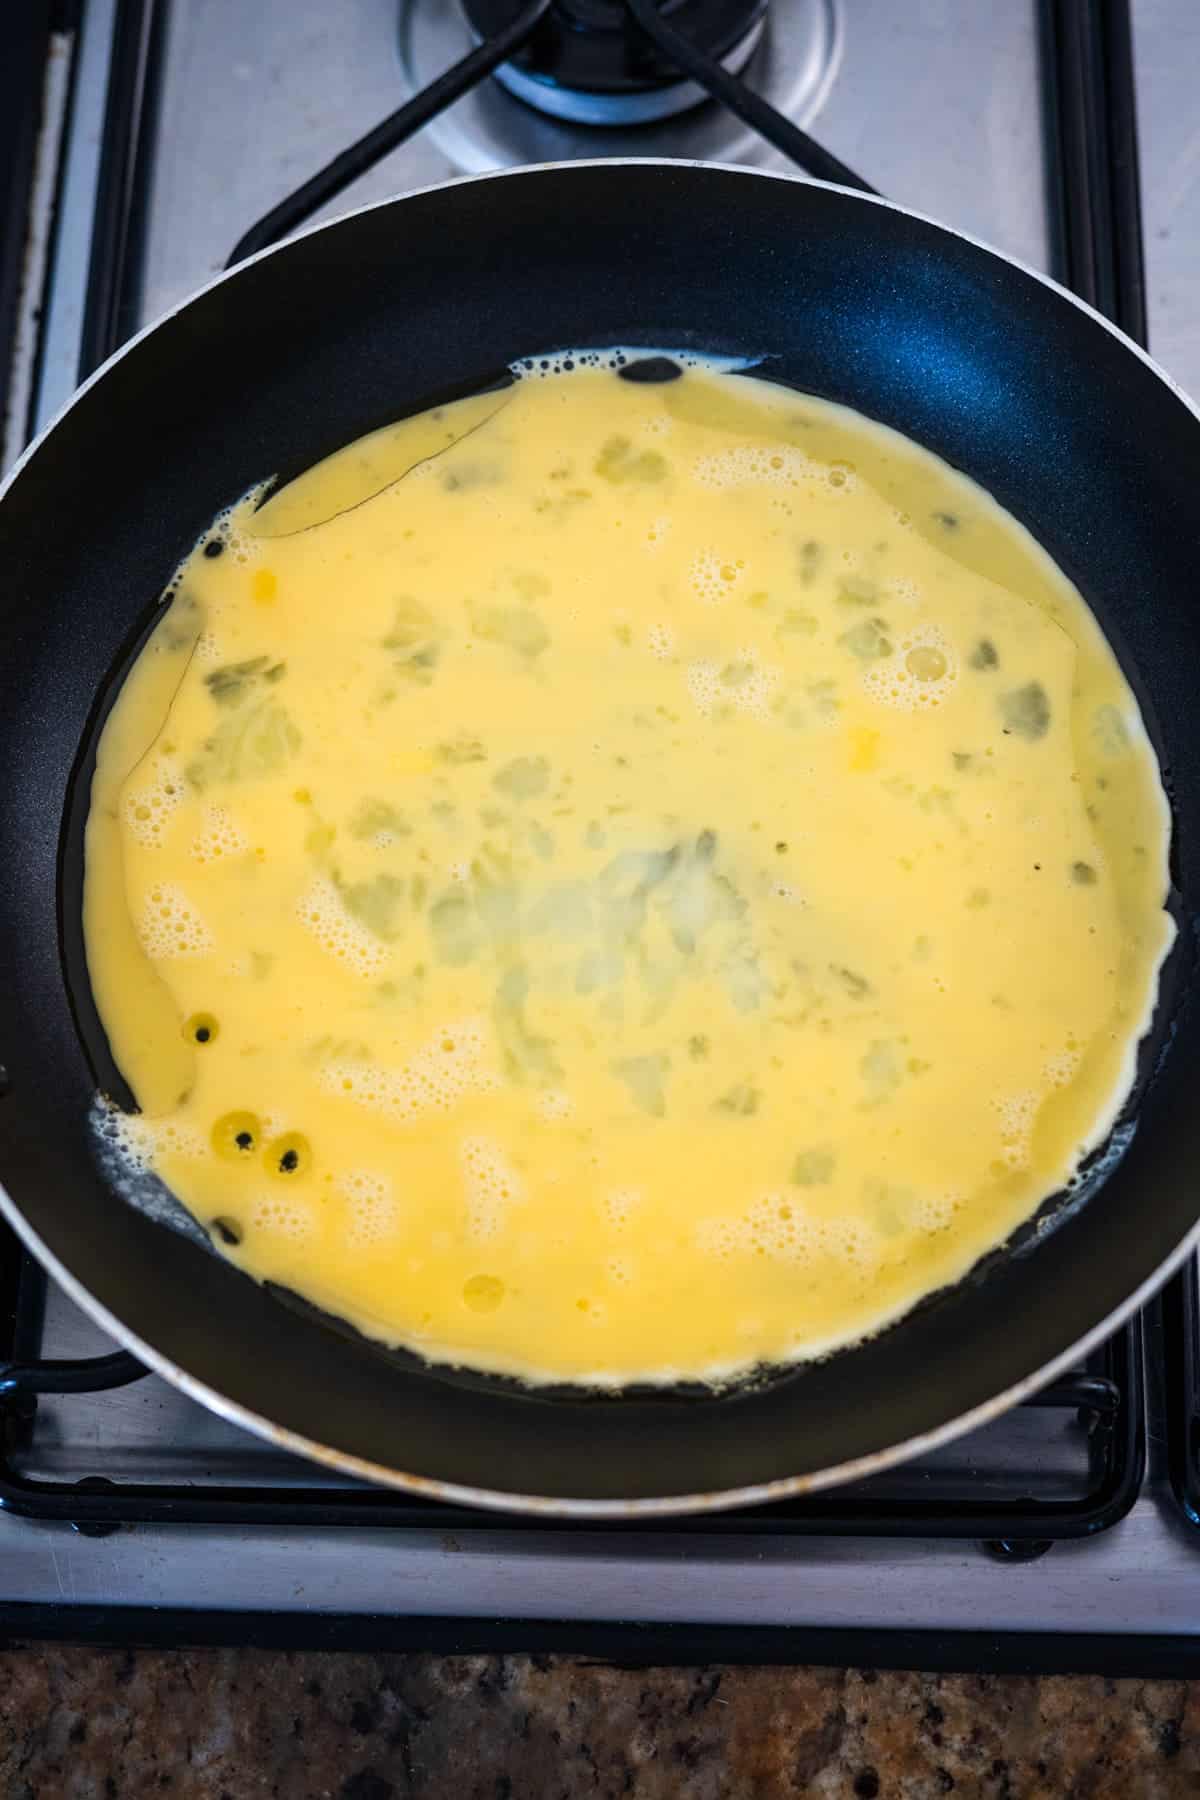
[863,622,958,712]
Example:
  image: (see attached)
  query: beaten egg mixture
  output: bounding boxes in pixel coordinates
[83,358,1173,1386]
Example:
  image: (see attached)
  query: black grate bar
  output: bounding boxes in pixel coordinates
[77,0,161,381]
[0,2,53,451]
[226,0,554,268]
[1044,0,1147,346]
[1163,1265,1200,1530]
[0,1290,1142,1538]
[625,0,875,192]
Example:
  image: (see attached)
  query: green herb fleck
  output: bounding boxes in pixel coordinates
[1092,704,1129,756]
[205,656,286,707]
[383,596,442,686]
[835,575,878,606]
[594,435,668,484]
[715,1082,760,1117]
[495,963,561,1084]
[999,682,1051,740]
[833,966,871,999]
[792,1148,835,1186]
[493,756,550,800]
[186,701,300,789]
[613,1054,669,1117]
[338,873,407,941]
[798,540,822,585]
[471,603,549,661]
[839,617,893,661]
[348,798,408,841]
[436,735,488,766]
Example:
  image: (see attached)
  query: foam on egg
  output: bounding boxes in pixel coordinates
[460,1135,524,1242]
[601,1187,641,1229]
[298,876,388,977]
[190,804,248,864]
[321,1018,495,1124]
[685,660,721,715]
[994,1090,1040,1169]
[688,549,743,604]
[123,756,186,848]
[89,1099,212,1249]
[820,464,858,496]
[248,1190,315,1243]
[884,577,922,607]
[337,1168,400,1248]
[99,1108,206,1170]
[138,883,214,959]
[1045,1049,1081,1088]
[696,1193,882,1272]
[691,444,809,490]
[509,346,748,381]
[537,1089,572,1121]
[685,649,778,719]
[863,622,959,711]
[909,1189,963,1234]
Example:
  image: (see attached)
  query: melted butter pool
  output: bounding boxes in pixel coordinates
[82,359,1174,1387]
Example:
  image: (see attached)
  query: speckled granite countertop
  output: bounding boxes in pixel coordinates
[0,1651,1196,1797]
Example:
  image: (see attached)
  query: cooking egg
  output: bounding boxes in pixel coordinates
[82,359,1173,1387]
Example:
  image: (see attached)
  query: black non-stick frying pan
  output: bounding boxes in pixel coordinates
[1,162,1198,1515]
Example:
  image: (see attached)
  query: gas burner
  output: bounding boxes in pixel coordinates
[401,0,839,173]
[463,0,766,125]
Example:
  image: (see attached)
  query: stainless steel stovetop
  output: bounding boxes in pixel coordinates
[3,0,1200,1660]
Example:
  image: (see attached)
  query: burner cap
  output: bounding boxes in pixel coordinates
[463,0,769,125]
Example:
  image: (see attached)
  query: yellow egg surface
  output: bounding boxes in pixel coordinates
[82,359,1174,1387]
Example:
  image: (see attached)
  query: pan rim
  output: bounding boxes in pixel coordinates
[2,155,1197,1517]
